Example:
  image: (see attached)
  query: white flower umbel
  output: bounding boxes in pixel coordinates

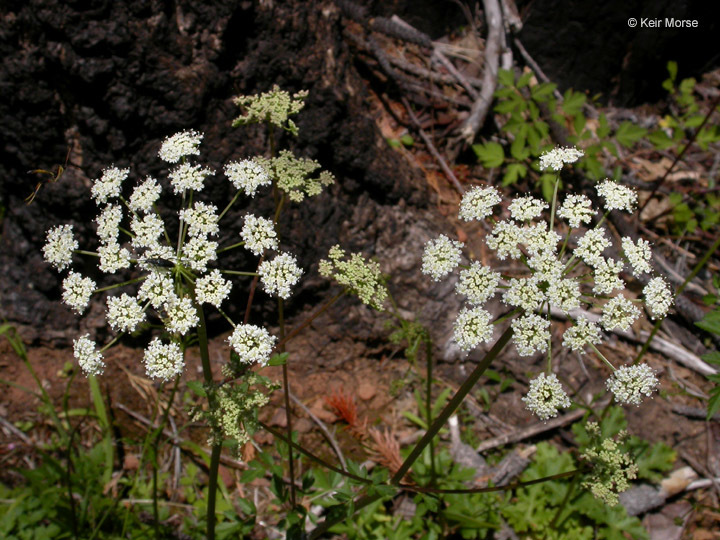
[539,146,584,171]
[606,364,658,406]
[453,307,494,351]
[523,222,561,256]
[143,338,184,381]
[62,271,96,314]
[164,296,199,335]
[130,213,164,250]
[240,214,278,256]
[421,235,464,281]
[158,130,203,163]
[593,258,625,295]
[575,227,611,267]
[511,313,551,356]
[596,180,637,213]
[258,252,303,299]
[179,201,220,237]
[106,293,146,333]
[622,237,652,276]
[98,242,132,274]
[528,251,564,282]
[601,295,641,331]
[74,334,105,376]
[169,162,214,194]
[547,278,582,313]
[509,196,548,222]
[138,271,175,309]
[557,194,594,228]
[643,277,673,320]
[227,324,276,366]
[43,224,78,271]
[195,269,232,308]
[91,166,129,205]
[503,276,545,311]
[96,204,122,244]
[523,373,572,421]
[224,159,271,197]
[458,186,501,221]
[486,221,521,260]
[181,237,217,272]
[129,176,162,213]
[562,316,603,353]
[456,262,500,305]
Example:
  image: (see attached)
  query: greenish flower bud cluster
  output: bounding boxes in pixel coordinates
[194,370,275,451]
[232,85,309,135]
[580,422,638,506]
[255,150,334,203]
[320,245,388,311]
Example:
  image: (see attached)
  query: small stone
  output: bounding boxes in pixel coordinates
[357,382,376,401]
[123,454,140,470]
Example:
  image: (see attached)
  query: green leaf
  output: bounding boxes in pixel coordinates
[695,308,720,335]
[497,69,515,88]
[648,129,674,150]
[186,380,207,397]
[502,163,527,186]
[701,351,720,365]
[531,82,557,102]
[386,138,401,148]
[400,134,414,146]
[472,141,505,168]
[707,388,720,420]
[615,121,647,148]
[562,89,586,116]
[597,113,611,138]
[667,60,678,82]
[510,131,530,161]
[268,352,289,366]
[516,71,533,88]
[574,113,587,134]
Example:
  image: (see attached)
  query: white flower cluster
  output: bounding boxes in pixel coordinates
[421,147,674,419]
[258,252,303,299]
[43,130,305,379]
[538,146,584,171]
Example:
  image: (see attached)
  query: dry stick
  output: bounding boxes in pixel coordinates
[549,306,717,376]
[401,96,465,194]
[639,92,720,214]
[671,404,720,421]
[513,38,563,101]
[475,408,588,453]
[288,392,347,471]
[458,0,503,144]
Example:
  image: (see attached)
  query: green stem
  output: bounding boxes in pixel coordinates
[425,338,436,485]
[93,276,146,293]
[216,241,245,254]
[391,326,514,484]
[549,174,560,232]
[218,269,257,276]
[196,304,219,540]
[549,469,581,529]
[278,298,297,509]
[218,190,241,221]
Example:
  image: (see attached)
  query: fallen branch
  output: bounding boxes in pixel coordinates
[475,407,587,453]
[289,391,347,471]
[401,96,465,194]
[458,0,503,144]
[671,404,720,421]
[549,306,717,377]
